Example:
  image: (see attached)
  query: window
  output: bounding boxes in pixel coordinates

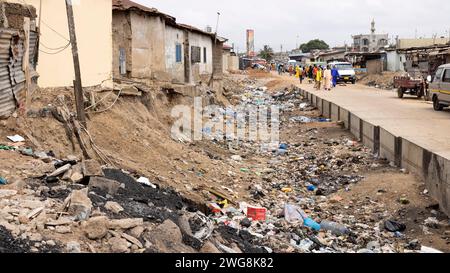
[434,68,444,82]
[203,47,207,63]
[191,46,201,63]
[175,43,182,63]
[119,48,126,75]
[443,69,450,83]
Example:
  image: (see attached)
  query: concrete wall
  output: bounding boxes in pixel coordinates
[301,88,450,215]
[422,151,450,214]
[331,103,339,121]
[317,97,323,114]
[322,100,331,119]
[112,10,131,79]
[228,55,239,71]
[386,51,405,72]
[362,120,375,151]
[165,25,185,83]
[130,12,166,79]
[397,38,450,49]
[367,59,383,74]
[340,108,350,129]
[188,31,213,83]
[402,138,424,175]
[222,51,230,73]
[379,128,396,163]
[9,0,113,87]
[350,113,360,139]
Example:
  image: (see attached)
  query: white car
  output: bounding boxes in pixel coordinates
[329,62,356,84]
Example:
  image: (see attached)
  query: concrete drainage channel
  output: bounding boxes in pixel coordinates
[299,89,450,216]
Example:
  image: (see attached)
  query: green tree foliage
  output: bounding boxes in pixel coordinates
[258,45,274,61]
[299,39,330,53]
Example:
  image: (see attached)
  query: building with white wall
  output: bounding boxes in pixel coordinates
[112,0,225,86]
[8,0,113,88]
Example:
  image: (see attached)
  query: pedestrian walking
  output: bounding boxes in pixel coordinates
[295,65,303,84]
[315,67,322,90]
[331,65,339,87]
[323,65,332,91]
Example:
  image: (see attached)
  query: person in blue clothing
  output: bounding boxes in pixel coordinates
[331,65,339,88]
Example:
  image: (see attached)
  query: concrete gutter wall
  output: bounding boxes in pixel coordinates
[301,89,450,216]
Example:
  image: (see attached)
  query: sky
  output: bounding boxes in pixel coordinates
[134,0,450,53]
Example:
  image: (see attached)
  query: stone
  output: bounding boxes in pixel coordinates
[129,226,145,238]
[231,155,242,161]
[144,219,193,253]
[424,217,440,229]
[105,201,124,214]
[67,241,81,253]
[83,216,109,240]
[108,218,143,230]
[66,155,78,161]
[35,151,51,163]
[109,237,129,253]
[48,164,71,177]
[70,172,84,184]
[28,233,43,241]
[47,240,56,246]
[200,241,221,253]
[62,169,73,181]
[18,215,29,224]
[55,226,72,234]
[70,164,83,183]
[0,189,18,199]
[120,85,142,96]
[64,188,92,221]
[82,160,103,177]
[122,233,143,248]
[89,177,121,195]
[367,241,380,250]
[46,217,73,227]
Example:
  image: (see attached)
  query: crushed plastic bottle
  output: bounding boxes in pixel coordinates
[320,220,350,236]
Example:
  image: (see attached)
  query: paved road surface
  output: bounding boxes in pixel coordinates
[296,80,450,159]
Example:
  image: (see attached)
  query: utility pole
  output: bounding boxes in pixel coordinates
[65,0,86,127]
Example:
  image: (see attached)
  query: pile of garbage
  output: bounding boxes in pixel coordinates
[194,83,446,253]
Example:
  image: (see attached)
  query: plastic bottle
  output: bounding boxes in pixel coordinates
[303,218,321,231]
[320,220,349,236]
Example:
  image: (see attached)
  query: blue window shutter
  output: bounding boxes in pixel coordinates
[176,44,182,62]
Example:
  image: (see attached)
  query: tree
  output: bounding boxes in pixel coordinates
[258,45,274,61]
[299,39,330,53]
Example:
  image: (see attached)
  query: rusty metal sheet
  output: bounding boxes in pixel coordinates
[0,28,38,118]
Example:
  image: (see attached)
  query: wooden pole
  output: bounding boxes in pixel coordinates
[23,17,31,110]
[65,0,86,127]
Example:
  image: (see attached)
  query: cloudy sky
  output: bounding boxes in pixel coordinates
[135,0,450,52]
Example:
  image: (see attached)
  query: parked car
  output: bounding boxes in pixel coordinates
[329,62,356,84]
[252,63,266,70]
[429,64,450,111]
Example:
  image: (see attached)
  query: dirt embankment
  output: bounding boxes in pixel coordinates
[357,72,405,90]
